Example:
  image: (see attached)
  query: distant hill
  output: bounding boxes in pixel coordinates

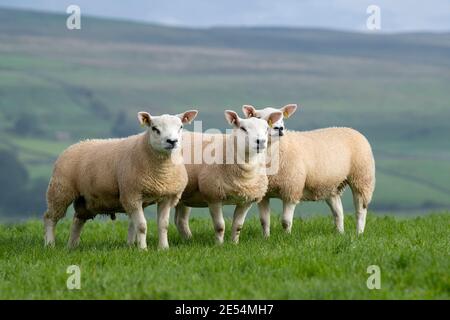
[1,7,450,218]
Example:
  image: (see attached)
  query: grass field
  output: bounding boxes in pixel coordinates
[0,213,449,299]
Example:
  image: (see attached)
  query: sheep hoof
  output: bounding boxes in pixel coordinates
[282,224,292,234]
[181,232,192,240]
[67,242,79,250]
[44,241,55,248]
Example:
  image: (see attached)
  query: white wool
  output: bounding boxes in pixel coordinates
[43,110,198,250]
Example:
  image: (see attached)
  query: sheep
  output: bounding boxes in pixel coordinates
[242,104,375,237]
[43,109,198,250]
[174,110,283,244]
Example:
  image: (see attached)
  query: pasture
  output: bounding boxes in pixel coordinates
[0,213,448,299]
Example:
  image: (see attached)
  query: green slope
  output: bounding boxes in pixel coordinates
[0,7,450,216]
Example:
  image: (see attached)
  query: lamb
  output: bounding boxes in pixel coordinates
[242,104,375,237]
[43,109,198,250]
[174,110,283,244]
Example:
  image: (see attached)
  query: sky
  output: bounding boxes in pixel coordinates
[0,0,449,32]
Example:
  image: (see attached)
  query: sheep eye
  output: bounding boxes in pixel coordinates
[180,125,183,130]
[240,127,247,133]
[151,126,160,135]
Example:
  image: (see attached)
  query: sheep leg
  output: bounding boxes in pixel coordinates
[175,204,192,240]
[353,192,367,234]
[129,208,147,250]
[157,199,172,250]
[231,202,252,244]
[208,202,225,245]
[281,201,296,233]
[127,219,136,245]
[68,216,87,249]
[258,196,271,238]
[43,216,57,247]
[43,182,75,247]
[326,195,345,233]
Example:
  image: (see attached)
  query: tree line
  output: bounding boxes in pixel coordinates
[0,150,47,218]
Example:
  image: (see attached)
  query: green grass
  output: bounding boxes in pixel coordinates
[0,213,449,299]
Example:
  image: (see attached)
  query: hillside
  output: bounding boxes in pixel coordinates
[0,7,450,218]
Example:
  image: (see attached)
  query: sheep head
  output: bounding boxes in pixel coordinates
[224,110,282,158]
[242,104,298,137]
[138,110,198,153]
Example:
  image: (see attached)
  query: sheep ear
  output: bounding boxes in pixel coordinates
[138,112,152,127]
[179,110,198,124]
[281,104,298,118]
[267,111,283,128]
[224,110,240,128]
[242,105,257,118]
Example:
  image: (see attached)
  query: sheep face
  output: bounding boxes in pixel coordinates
[138,110,198,153]
[242,104,297,137]
[225,110,282,156]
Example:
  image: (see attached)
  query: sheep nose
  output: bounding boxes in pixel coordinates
[279,127,284,136]
[256,139,266,145]
[166,139,178,146]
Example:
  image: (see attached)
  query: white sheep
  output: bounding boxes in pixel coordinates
[242,104,375,236]
[43,109,198,250]
[174,110,283,244]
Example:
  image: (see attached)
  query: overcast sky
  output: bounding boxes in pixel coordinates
[0,0,449,32]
